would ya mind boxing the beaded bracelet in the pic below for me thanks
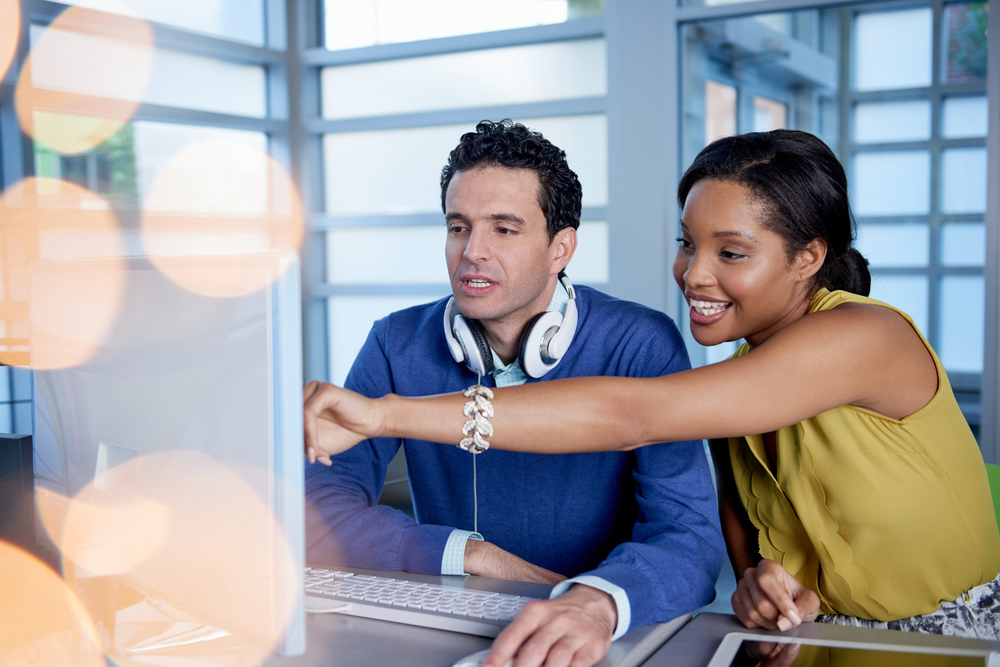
[459,384,494,453]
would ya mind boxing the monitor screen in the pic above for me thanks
[30,253,305,659]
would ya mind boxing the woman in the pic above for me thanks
[304,130,1000,640]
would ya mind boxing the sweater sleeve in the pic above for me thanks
[573,319,726,631]
[304,322,455,574]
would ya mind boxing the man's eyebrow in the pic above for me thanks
[488,213,527,225]
[444,212,528,225]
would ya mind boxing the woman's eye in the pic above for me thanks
[675,237,693,249]
[720,251,746,259]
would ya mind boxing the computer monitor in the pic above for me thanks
[30,253,305,658]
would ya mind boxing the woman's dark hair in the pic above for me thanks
[441,119,582,239]
[677,129,871,297]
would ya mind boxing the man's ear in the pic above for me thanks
[796,238,827,282]
[550,227,578,274]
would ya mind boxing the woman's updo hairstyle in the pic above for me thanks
[677,129,871,297]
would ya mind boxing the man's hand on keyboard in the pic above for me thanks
[464,541,566,586]
[483,585,616,667]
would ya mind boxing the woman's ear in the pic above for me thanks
[796,239,827,282]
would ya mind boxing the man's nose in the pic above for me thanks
[463,227,491,262]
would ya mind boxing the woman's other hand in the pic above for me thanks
[303,381,385,464]
[732,559,820,631]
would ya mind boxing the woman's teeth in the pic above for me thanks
[690,299,730,316]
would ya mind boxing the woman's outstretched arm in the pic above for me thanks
[305,302,937,461]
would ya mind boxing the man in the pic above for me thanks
[305,120,724,666]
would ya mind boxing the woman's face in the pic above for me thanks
[672,178,821,349]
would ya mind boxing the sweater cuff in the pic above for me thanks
[550,575,630,640]
[441,529,484,575]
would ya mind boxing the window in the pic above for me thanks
[679,1,990,434]
[311,3,609,385]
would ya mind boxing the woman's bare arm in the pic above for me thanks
[305,303,937,460]
[708,438,759,578]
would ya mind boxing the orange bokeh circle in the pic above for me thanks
[15,1,154,155]
[47,451,299,661]
[141,140,305,298]
[0,541,106,667]
[0,0,19,82]
[0,177,126,369]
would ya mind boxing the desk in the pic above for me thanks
[645,612,1000,666]
[264,568,689,667]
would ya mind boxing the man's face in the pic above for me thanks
[444,166,569,328]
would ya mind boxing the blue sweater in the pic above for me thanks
[305,285,725,632]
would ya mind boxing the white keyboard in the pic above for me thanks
[303,567,538,637]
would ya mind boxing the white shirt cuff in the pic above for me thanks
[550,575,631,640]
[441,529,483,575]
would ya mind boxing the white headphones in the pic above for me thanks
[443,273,578,379]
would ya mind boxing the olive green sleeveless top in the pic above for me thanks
[729,288,1000,621]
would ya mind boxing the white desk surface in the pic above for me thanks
[264,567,689,667]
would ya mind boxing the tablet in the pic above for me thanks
[708,632,1000,667]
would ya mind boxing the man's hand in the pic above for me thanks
[484,585,617,667]
[732,559,819,631]
[464,541,567,586]
[303,381,385,464]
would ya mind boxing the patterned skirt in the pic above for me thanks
[817,574,1000,639]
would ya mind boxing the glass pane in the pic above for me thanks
[868,275,929,335]
[854,9,932,92]
[705,81,737,145]
[855,223,929,268]
[943,2,988,84]
[27,25,266,118]
[853,100,930,143]
[326,226,448,284]
[681,9,841,166]
[941,222,985,266]
[328,294,448,386]
[133,122,269,206]
[938,275,984,372]
[11,367,31,401]
[13,401,32,435]
[852,151,930,216]
[570,221,608,284]
[323,115,607,216]
[0,367,10,403]
[322,39,605,119]
[144,49,266,118]
[0,405,11,434]
[753,96,787,132]
[941,147,987,214]
[325,0,603,50]
[49,0,265,45]
[942,95,988,138]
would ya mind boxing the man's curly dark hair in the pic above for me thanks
[440,119,582,239]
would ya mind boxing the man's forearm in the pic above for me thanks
[463,540,567,585]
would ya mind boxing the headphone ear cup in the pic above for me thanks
[464,318,494,375]
[518,310,563,378]
[517,312,548,374]
[452,314,494,376]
